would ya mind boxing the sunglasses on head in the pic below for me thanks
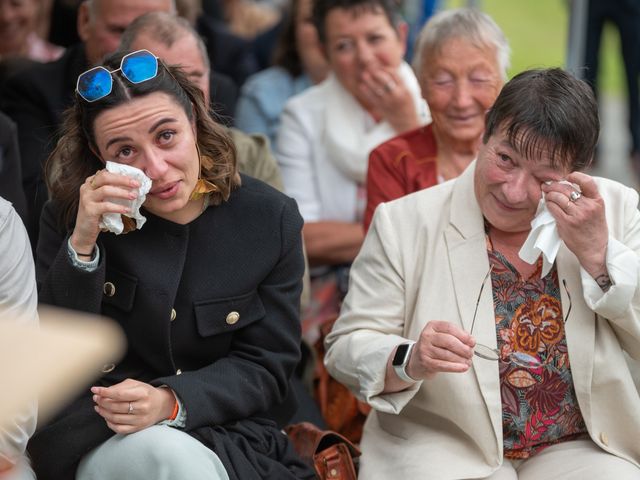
[76,49,159,103]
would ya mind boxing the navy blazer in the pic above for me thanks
[29,175,314,480]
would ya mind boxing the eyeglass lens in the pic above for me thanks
[471,267,572,369]
[76,50,158,102]
[121,50,158,84]
[77,67,113,102]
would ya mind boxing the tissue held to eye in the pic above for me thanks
[99,162,152,234]
[91,92,204,226]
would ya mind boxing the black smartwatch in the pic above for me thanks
[392,342,417,383]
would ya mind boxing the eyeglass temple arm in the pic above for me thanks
[562,279,572,323]
[469,264,494,336]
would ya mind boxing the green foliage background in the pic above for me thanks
[442,0,625,95]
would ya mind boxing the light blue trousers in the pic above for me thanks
[2,456,36,480]
[76,425,229,480]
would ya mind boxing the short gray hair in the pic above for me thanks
[119,11,210,71]
[412,8,510,81]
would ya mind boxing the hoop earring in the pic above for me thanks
[190,143,218,201]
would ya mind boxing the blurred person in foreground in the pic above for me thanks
[325,68,640,479]
[364,7,507,231]
[0,197,38,480]
[27,49,314,480]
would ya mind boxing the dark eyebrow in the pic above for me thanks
[104,118,178,151]
[105,136,131,151]
[149,118,178,134]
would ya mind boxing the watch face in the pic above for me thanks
[392,343,411,366]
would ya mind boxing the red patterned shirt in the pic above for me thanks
[488,249,587,459]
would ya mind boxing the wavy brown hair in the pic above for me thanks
[46,49,238,230]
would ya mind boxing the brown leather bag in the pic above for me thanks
[285,422,361,480]
[314,316,371,443]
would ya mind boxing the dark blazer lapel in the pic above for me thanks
[444,162,502,446]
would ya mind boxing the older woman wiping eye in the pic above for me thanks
[325,68,640,479]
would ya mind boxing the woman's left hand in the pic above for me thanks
[541,171,609,277]
[359,67,419,134]
[91,379,176,435]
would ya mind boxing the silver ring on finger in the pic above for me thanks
[128,402,134,415]
[384,81,396,92]
[569,190,581,202]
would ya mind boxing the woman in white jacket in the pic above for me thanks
[275,0,429,340]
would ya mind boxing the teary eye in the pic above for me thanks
[158,130,176,144]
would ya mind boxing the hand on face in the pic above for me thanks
[70,170,140,254]
[91,379,176,435]
[358,66,419,134]
[406,320,475,380]
[541,171,609,276]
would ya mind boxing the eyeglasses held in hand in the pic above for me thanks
[76,49,159,103]
[469,267,572,369]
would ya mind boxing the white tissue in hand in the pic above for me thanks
[518,198,561,277]
[98,161,152,234]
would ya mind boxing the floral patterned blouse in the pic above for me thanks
[488,248,587,459]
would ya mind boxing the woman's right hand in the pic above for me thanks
[358,66,420,134]
[69,170,140,254]
[406,320,475,380]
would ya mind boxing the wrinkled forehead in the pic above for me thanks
[498,121,572,171]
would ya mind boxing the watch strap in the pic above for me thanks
[393,342,417,383]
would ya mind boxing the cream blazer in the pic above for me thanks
[324,163,640,479]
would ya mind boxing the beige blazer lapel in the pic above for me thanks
[444,163,503,448]
[555,242,595,424]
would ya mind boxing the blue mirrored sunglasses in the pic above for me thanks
[76,49,159,102]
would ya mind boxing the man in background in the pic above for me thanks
[1,0,175,249]
[120,11,283,190]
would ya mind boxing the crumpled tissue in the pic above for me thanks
[98,161,152,234]
[518,180,575,278]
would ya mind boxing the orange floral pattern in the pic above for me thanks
[511,296,564,355]
[487,249,587,459]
